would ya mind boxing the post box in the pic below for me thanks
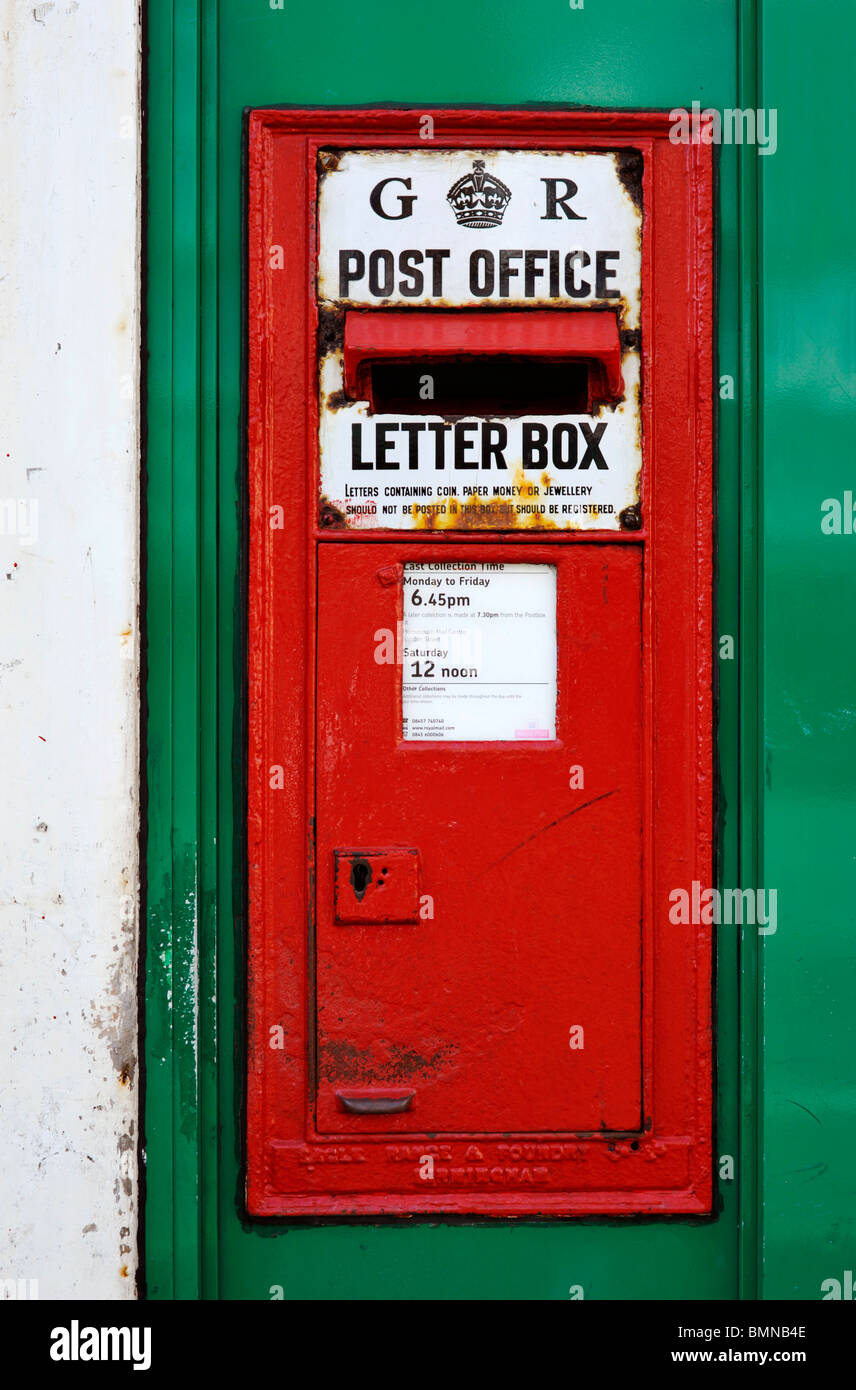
[246,109,713,1216]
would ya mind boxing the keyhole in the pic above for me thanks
[350,858,372,901]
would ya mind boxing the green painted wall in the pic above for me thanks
[757,5,856,1299]
[144,0,854,1299]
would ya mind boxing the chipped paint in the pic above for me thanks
[319,1037,458,1085]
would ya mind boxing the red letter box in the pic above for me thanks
[246,110,714,1216]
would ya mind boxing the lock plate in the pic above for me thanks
[333,848,420,923]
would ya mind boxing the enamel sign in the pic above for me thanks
[317,148,643,532]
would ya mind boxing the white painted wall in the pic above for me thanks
[0,0,140,1298]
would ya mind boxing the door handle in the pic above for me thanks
[335,1090,414,1115]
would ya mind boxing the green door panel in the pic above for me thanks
[145,0,856,1301]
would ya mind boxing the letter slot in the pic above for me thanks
[343,309,624,415]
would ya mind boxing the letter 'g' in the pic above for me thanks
[370,177,417,219]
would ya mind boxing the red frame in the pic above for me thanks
[246,108,714,1217]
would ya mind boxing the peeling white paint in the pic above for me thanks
[0,0,140,1298]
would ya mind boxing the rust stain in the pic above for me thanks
[318,496,347,528]
[320,1037,457,1085]
[322,294,638,313]
[316,304,345,357]
[317,148,345,176]
[411,464,561,532]
[414,492,516,532]
[615,148,644,212]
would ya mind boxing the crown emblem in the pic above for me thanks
[447,160,511,229]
